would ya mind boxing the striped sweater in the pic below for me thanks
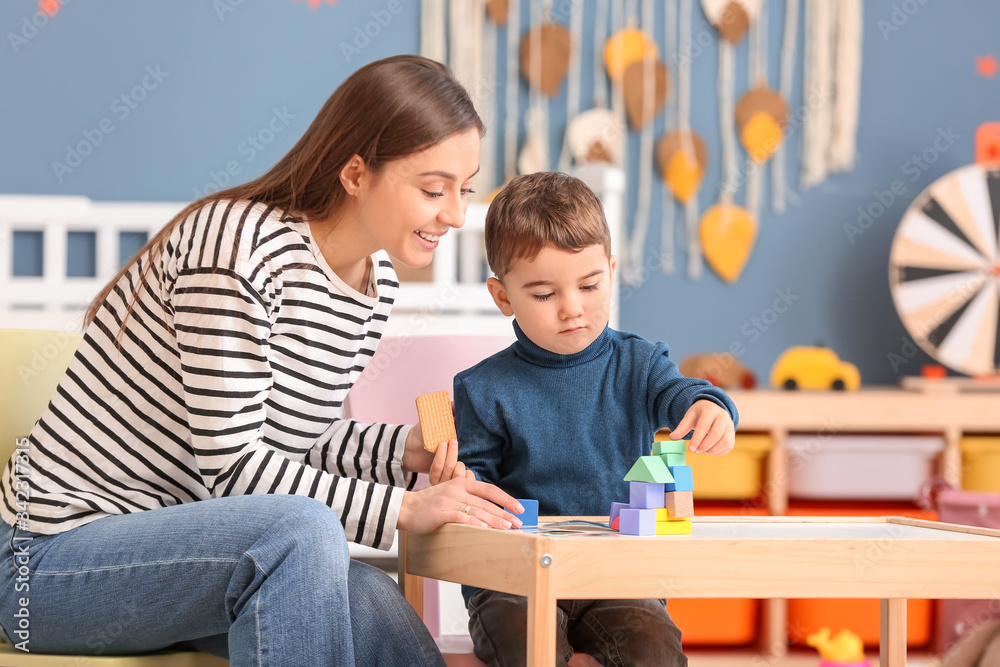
[1,200,415,550]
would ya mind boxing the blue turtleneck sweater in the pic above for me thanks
[454,321,739,605]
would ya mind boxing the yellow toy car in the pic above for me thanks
[770,346,861,391]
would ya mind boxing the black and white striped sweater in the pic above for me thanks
[1,199,415,550]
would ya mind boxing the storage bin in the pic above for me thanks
[785,434,943,501]
[656,432,771,500]
[787,598,932,648]
[960,436,1000,492]
[667,598,759,645]
[785,502,935,648]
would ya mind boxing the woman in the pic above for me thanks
[0,55,521,666]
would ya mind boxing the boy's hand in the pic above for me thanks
[428,439,478,485]
[670,400,736,455]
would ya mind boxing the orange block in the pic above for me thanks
[415,390,456,453]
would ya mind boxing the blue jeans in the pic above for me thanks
[0,494,444,667]
[467,590,687,667]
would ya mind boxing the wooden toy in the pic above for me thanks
[624,455,674,483]
[655,518,692,535]
[652,440,687,456]
[630,481,666,509]
[665,466,694,493]
[770,346,861,391]
[609,501,628,525]
[415,390,457,453]
[508,498,539,527]
[664,491,694,519]
[619,508,656,536]
[660,452,687,467]
[679,352,757,389]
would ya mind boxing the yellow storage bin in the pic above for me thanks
[961,436,1000,492]
[656,432,771,500]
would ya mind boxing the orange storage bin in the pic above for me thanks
[787,598,932,647]
[786,502,936,647]
[667,598,759,645]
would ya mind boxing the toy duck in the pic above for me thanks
[806,627,871,667]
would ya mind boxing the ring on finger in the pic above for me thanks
[460,503,472,515]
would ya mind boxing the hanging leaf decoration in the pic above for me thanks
[657,130,709,204]
[735,87,789,163]
[623,58,670,129]
[520,23,573,96]
[700,204,758,282]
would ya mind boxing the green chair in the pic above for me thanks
[0,329,228,667]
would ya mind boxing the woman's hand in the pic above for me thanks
[397,477,524,535]
[401,423,434,474]
[428,439,477,485]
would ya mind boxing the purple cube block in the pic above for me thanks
[629,481,666,509]
[619,508,657,536]
[609,501,629,525]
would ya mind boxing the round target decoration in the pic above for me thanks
[888,164,1000,376]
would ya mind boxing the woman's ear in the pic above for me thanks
[339,155,367,196]
[486,277,514,317]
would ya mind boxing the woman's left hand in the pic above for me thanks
[402,424,476,484]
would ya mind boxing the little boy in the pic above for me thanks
[454,171,739,667]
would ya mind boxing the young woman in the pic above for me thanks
[0,55,521,666]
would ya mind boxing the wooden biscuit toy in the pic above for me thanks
[415,390,457,453]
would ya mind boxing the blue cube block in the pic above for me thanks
[665,465,693,492]
[610,501,628,525]
[629,481,666,509]
[619,508,657,536]
[508,498,538,526]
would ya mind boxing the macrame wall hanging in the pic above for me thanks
[419,0,864,285]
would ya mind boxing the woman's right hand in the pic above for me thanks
[397,477,524,535]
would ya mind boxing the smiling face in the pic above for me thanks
[355,128,481,268]
[488,244,616,355]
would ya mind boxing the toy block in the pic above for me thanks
[664,491,694,519]
[619,508,657,536]
[415,390,456,453]
[610,501,629,525]
[630,481,665,509]
[652,440,687,455]
[655,518,693,535]
[610,515,620,530]
[507,498,538,526]
[665,465,694,492]
[624,456,675,483]
[659,452,686,467]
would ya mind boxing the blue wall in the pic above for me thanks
[4,1,999,385]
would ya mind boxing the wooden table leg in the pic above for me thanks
[880,598,907,667]
[398,531,425,621]
[527,544,556,667]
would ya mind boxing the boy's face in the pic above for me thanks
[487,244,616,355]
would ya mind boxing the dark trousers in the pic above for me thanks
[467,589,688,667]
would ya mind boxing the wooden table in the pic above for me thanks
[401,516,1000,667]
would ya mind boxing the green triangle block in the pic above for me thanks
[652,441,687,456]
[624,455,675,483]
[659,452,687,467]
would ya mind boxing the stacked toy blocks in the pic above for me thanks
[611,440,694,536]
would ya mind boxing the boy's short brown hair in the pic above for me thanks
[485,171,611,278]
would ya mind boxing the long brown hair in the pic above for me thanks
[85,54,485,327]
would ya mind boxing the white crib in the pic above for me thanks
[0,164,624,335]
